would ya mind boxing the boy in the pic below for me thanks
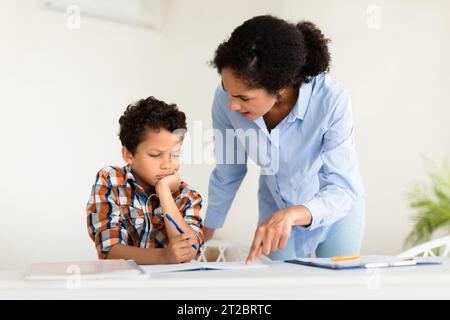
[86,96,204,264]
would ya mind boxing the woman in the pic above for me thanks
[203,15,365,263]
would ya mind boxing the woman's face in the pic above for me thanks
[221,67,277,121]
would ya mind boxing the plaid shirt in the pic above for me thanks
[86,166,204,259]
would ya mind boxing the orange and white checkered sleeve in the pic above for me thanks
[86,168,130,259]
[179,185,204,251]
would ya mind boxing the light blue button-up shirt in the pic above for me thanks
[204,73,364,257]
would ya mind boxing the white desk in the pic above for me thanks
[1,259,449,299]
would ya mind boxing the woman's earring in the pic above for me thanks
[275,92,283,105]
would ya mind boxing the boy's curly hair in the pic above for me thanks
[119,96,187,154]
[212,15,331,95]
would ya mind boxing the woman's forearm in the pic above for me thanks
[289,205,313,226]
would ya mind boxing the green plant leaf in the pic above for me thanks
[404,157,450,249]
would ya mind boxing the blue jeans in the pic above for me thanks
[268,197,366,260]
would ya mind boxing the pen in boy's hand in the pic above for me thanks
[164,213,198,250]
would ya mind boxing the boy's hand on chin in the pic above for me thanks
[156,171,181,194]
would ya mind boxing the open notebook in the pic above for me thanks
[286,255,442,270]
[24,260,148,281]
[142,261,269,274]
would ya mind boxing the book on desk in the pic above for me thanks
[285,255,442,270]
[24,260,268,280]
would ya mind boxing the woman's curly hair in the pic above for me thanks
[212,15,331,94]
[119,96,187,154]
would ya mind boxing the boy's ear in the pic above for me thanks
[121,146,134,165]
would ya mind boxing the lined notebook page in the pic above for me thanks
[142,261,269,273]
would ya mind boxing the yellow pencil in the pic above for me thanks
[331,255,360,262]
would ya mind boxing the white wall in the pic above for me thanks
[0,0,166,268]
[0,0,449,269]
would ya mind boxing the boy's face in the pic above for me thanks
[122,128,183,190]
